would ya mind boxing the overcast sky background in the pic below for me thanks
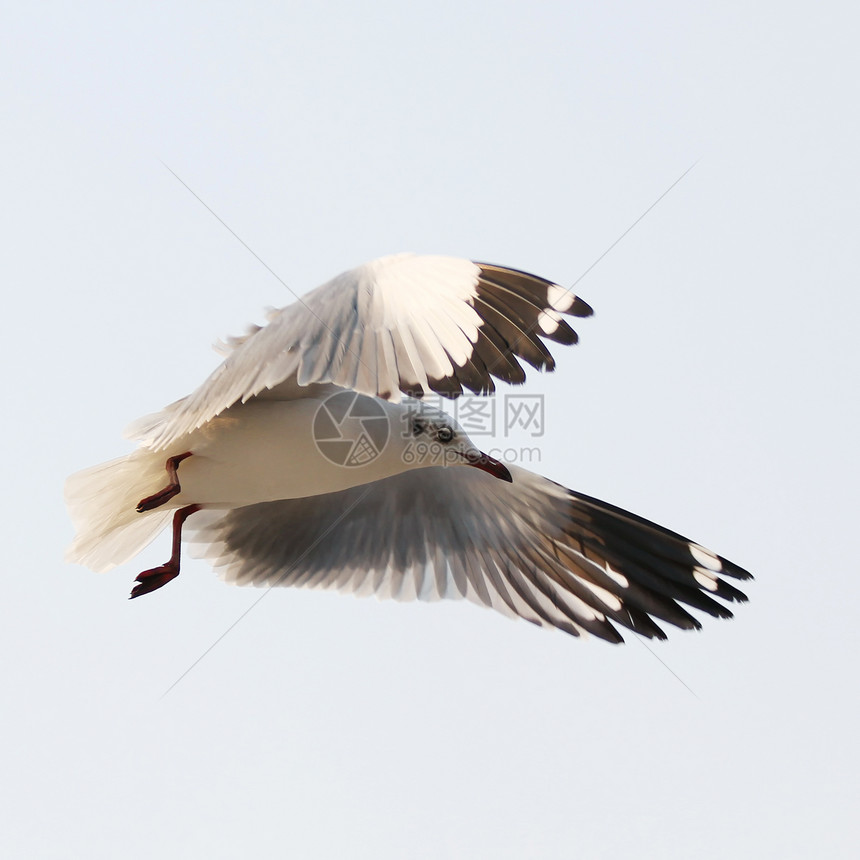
[4,2,859,857]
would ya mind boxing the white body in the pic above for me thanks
[171,398,418,508]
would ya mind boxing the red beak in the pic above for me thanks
[465,451,513,482]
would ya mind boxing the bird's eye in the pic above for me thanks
[436,425,455,444]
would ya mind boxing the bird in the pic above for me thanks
[65,252,751,643]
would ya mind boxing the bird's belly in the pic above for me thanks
[171,398,400,508]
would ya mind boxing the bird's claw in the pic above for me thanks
[130,563,180,599]
[136,487,178,513]
[136,452,193,512]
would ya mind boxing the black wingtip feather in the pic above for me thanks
[569,297,594,318]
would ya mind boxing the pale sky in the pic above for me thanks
[4,2,859,857]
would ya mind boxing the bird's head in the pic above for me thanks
[398,401,512,482]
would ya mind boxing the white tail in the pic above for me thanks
[65,449,175,573]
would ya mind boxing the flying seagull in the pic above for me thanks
[65,253,751,643]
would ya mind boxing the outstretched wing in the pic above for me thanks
[187,464,751,643]
[135,254,592,450]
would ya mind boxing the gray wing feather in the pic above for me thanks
[187,465,751,643]
[132,254,592,450]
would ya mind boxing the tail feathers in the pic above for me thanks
[65,450,174,573]
[123,396,186,447]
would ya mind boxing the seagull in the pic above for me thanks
[65,253,751,643]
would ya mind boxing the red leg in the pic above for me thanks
[130,504,201,599]
[137,452,193,513]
